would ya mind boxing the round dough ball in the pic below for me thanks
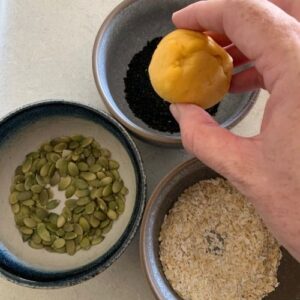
[149,29,233,109]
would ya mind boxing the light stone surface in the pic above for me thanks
[0,0,268,299]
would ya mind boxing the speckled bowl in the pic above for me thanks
[140,158,300,299]
[0,100,146,288]
[93,0,259,146]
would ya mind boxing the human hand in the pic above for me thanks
[171,0,300,261]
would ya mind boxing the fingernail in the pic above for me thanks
[170,104,181,121]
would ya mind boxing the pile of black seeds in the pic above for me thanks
[124,37,219,133]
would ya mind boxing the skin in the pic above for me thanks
[170,0,300,261]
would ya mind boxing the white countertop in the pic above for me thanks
[0,1,267,299]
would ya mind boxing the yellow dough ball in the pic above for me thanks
[149,29,233,109]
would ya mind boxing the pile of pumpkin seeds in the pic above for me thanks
[9,135,128,255]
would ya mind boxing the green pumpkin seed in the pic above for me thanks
[23,217,37,228]
[9,192,19,204]
[32,233,42,244]
[94,210,107,221]
[100,219,110,229]
[46,223,58,233]
[35,207,49,219]
[77,162,89,171]
[20,226,33,235]
[55,246,66,253]
[96,172,106,180]
[69,141,79,149]
[22,158,32,173]
[116,197,125,213]
[53,142,67,153]
[57,215,66,228]
[98,157,108,169]
[22,233,31,242]
[80,172,96,181]
[36,174,46,186]
[95,228,102,237]
[64,232,77,240]
[40,162,51,177]
[85,202,95,214]
[65,199,77,210]
[46,200,60,210]
[97,198,108,212]
[120,186,129,195]
[74,206,85,214]
[77,197,90,206]
[102,222,113,234]
[66,240,76,255]
[108,201,118,211]
[103,195,114,202]
[89,179,101,188]
[87,155,96,166]
[74,178,88,190]
[89,164,102,173]
[31,184,43,194]
[39,189,49,205]
[37,223,51,242]
[12,203,20,214]
[101,149,111,158]
[92,236,104,245]
[99,177,113,187]
[50,171,60,186]
[80,237,91,250]
[79,217,90,233]
[107,209,118,220]
[89,216,100,228]
[56,158,68,176]
[48,163,56,178]
[108,160,119,170]
[111,170,120,180]
[14,174,25,184]
[92,148,101,158]
[58,176,71,190]
[90,188,103,200]
[73,223,83,236]
[81,137,93,148]
[48,212,59,225]
[17,191,32,201]
[71,135,83,142]
[65,185,76,198]
[15,166,24,176]
[15,183,25,192]
[112,181,123,194]
[68,162,79,176]
[62,149,72,159]
[74,147,83,155]
[23,199,35,207]
[102,185,112,197]
[62,207,72,221]
[29,240,44,249]
[53,238,66,249]
[63,223,74,232]
[48,152,61,163]
[56,228,65,237]
[75,189,89,198]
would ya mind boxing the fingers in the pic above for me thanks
[170,104,255,180]
[230,67,265,93]
[204,31,232,47]
[172,0,297,70]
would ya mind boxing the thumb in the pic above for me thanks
[170,104,256,181]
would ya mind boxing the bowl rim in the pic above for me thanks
[139,157,199,299]
[0,99,147,288]
[92,0,260,146]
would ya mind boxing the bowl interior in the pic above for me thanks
[141,159,300,300]
[94,0,258,141]
[0,102,144,285]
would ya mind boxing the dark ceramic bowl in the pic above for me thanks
[140,158,300,299]
[0,101,146,288]
[93,0,259,146]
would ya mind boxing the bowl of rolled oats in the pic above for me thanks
[140,158,300,300]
